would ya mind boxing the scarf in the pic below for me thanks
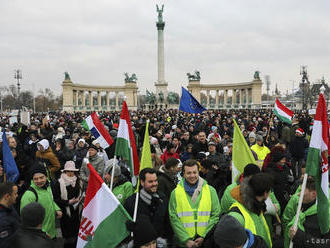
[140,188,160,206]
[58,173,78,217]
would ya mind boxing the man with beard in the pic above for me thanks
[124,168,171,244]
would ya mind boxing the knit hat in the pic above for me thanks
[30,164,47,177]
[21,202,45,228]
[214,215,247,246]
[256,134,263,142]
[109,130,118,138]
[243,163,260,178]
[296,128,305,135]
[104,160,121,177]
[249,132,256,139]
[88,144,99,152]
[127,215,157,247]
[208,141,216,146]
[37,139,49,150]
[78,138,85,144]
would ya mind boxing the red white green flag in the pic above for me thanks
[273,98,294,124]
[306,93,329,234]
[115,101,140,176]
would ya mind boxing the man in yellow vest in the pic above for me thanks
[251,135,270,165]
[228,173,273,247]
[169,159,220,247]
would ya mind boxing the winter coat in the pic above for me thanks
[251,144,270,165]
[0,204,20,248]
[20,181,61,239]
[265,162,295,210]
[74,145,88,169]
[124,191,171,239]
[160,150,180,164]
[228,179,273,248]
[80,154,105,189]
[168,179,221,247]
[192,141,208,158]
[12,227,54,248]
[52,178,82,239]
[157,165,177,200]
[36,147,61,178]
[282,192,330,248]
[180,151,193,163]
[289,136,309,160]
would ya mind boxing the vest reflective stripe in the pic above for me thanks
[175,183,212,238]
[230,202,272,247]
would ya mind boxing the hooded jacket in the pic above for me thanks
[80,153,105,188]
[157,165,177,200]
[35,140,60,178]
[0,204,20,248]
[228,178,272,248]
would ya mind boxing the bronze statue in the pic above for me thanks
[187,70,201,81]
[64,72,71,80]
[167,92,179,104]
[156,4,164,23]
[158,91,164,103]
[254,71,260,80]
[146,90,156,104]
[124,73,138,82]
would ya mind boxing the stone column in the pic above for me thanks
[245,88,248,104]
[224,90,228,106]
[74,90,78,106]
[232,89,236,105]
[240,89,243,105]
[82,91,85,106]
[115,92,119,110]
[89,91,93,106]
[206,90,210,108]
[106,92,110,107]
[215,90,219,108]
[97,91,101,107]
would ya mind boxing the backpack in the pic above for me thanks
[27,186,39,202]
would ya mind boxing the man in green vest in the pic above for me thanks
[169,159,220,248]
[228,173,273,247]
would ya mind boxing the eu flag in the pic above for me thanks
[179,87,207,114]
[2,132,19,182]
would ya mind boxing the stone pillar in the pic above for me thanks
[97,91,101,107]
[215,90,219,108]
[89,91,93,106]
[206,90,210,108]
[224,90,228,106]
[251,79,262,107]
[82,91,85,106]
[106,92,110,107]
[115,92,119,110]
[245,88,248,104]
[240,89,243,105]
[62,78,74,112]
[232,89,236,105]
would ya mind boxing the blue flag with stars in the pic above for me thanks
[2,131,19,182]
[179,87,207,114]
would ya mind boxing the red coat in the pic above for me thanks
[160,150,180,164]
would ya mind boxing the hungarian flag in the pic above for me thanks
[273,98,294,124]
[306,93,329,234]
[232,119,256,182]
[82,112,113,149]
[77,163,132,248]
[115,101,139,176]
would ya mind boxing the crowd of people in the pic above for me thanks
[0,109,329,248]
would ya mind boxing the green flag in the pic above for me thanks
[232,119,256,182]
[139,120,152,171]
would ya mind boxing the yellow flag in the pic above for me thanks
[139,120,153,171]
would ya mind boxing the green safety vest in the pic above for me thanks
[230,201,272,247]
[175,183,211,238]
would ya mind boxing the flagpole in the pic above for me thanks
[289,173,308,248]
[109,155,117,192]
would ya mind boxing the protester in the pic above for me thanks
[12,202,54,248]
[169,159,221,247]
[0,182,19,248]
[20,164,62,239]
[36,139,61,178]
[157,157,179,200]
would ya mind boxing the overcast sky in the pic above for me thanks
[1,0,329,96]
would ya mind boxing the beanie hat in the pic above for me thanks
[21,202,45,228]
[243,163,260,178]
[249,132,256,139]
[272,151,286,163]
[88,144,99,151]
[296,128,305,135]
[126,215,157,247]
[214,215,247,246]
[30,164,47,177]
[104,161,121,177]
[37,139,49,150]
[78,138,85,144]
[256,134,263,142]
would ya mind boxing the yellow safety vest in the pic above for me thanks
[175,183,211,238]
[230,202,272,247]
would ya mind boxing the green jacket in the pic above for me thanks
[168,179,220,247]
[111,181,134,205]
[20,181,61,238]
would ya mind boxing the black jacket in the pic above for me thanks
[289,136,309,159]
[0,204,20,248]
[12,227,54,248]
[124,192,172,239]
[157,166,177,200]
[192,141,208,158]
